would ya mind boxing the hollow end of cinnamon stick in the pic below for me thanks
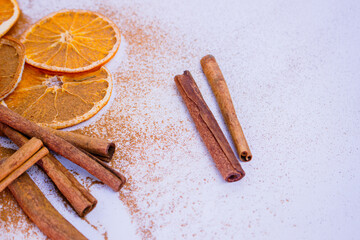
[226,171,245,182]
[241,151,252,162]
[49,128,116,161]
[107,142,116,159]
[81,203,96,217]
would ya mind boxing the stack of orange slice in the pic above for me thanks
[0,0,23,101]
[2,9,121,129]
[0,37,25,100]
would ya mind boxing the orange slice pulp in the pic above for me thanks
[0,36,25,100]
[21,9,121,73]
[4,64,113,129]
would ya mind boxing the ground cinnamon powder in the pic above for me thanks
[1,3,204,239]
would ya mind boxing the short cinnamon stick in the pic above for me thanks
[0,147,49,192]
[201,55,252,161]
[48,128,115,162]
[175,71,245,182]
[0,123,97,217]
[0,105,126,191]
[8,173,87,240]
[0,138,49,192]
[0,137,43,181]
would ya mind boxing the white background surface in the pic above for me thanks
[1,0,360,239]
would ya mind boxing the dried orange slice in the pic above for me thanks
[21,9,121,73]
[0,0,20,38]
[0,37,25,100]
[4,64,113,129]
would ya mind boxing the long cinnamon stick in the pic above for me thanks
[0,105,126,191]
[8,173,87,240]
[175,71,245,182]
[0,123,97,217]
[48,128,115,162]
[201,55,252,161]
[0,147,49,192]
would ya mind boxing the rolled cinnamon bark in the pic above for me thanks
[0,105,126,191]
[0,137,43,181]
[175,71,245,182]
[38,154,97,217]
[201,55,252,161]
[0,146,48,192]
[0,123,97,217]
[8,173,87,240]
[48,128,115,162]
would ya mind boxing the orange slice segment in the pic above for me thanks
[21,9,121,73]
[4,64,113,129]
[0,37,25,100]
[0,0,20,38]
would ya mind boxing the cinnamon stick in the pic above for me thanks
[8,173,87,240]
[0,138,49,192]
[174,71,245,182]
[0,123,97,217]
[201,55,252,161]
[0,105,126,191]
[38,154,98,217]
[48,128,115,162]
[0,137,43,181]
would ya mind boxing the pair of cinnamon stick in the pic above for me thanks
[0,137,48,192]
[175,55,251,182]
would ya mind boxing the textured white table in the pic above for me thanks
[1,0,359,239]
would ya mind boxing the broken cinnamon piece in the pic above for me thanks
[0,123,97,217]
[0,105,126,191]
[201,55,252,161]
[48,128,115,162]
[175,71,245,182]
[8,173,87,240]
[0,138,49,192]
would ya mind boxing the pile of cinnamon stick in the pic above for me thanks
[175,55,252,182]
[0,105,126,240]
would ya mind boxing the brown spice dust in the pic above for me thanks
[1,2,201,239]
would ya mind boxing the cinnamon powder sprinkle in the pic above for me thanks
[2,2,214,239]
